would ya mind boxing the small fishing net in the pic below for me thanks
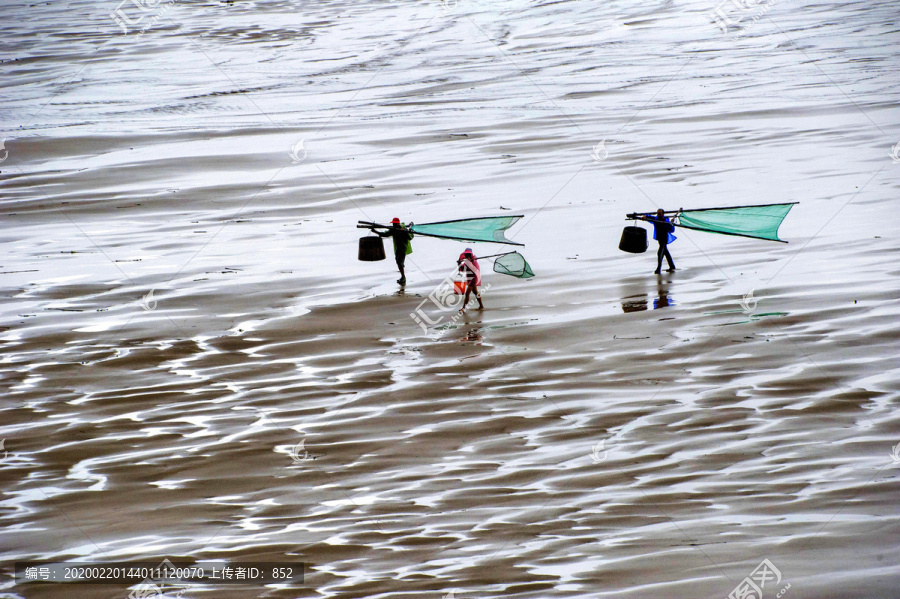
[493,252,535,278]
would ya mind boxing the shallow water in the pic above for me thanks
[2,0,900,597]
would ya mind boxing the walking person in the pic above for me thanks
[457,248,484,312]
[377,217,413,285]
[638,209,676,274]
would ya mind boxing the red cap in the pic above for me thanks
[391,217,401,224]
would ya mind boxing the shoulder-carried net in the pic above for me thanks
[410,216,524,246]
[674,203,796,242]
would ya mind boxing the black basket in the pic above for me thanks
[619,226,648,254]
[358,236,386,261]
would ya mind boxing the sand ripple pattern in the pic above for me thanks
[1,0,899,598]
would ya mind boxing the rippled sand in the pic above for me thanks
[2,0,900,597]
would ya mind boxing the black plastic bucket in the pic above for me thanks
[359,236,386,261]
[619,226,648,254]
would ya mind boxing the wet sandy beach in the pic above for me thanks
[2,0,900,597]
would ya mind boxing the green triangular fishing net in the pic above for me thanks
[410,216,525,246]
[674,203,796,243]
[493,252,535,278]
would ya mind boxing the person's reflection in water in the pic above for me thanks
[653,281,674,309]
[457,317,484,343]
[621,282,676,313]
[460,328,483,342]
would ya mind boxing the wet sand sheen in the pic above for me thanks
[2,0,900,598]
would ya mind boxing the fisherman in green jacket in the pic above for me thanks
[378,217,413,285]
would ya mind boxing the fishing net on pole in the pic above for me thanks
[410,216,524,245]
[674,203,797,242]
[492,252,535,278]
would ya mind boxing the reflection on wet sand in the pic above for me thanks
[458,325,484,343]
[622,294,648,312]
[653,282,674,310]
[621,282,675,312]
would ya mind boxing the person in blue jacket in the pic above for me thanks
[640,209,676,274]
